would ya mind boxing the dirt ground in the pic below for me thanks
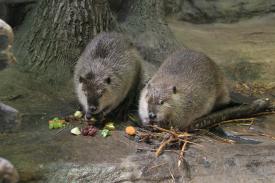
[167,14,275,84]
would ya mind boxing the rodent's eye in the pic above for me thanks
[159,100,164,105]
[105,77,111,84]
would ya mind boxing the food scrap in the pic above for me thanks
[74,111,83,119]
[71,127,81,135]
[125,126,136,136]
[49,117,66,129]
[81,126,98,136]
[101,129,111,138]
[104,122,115,131]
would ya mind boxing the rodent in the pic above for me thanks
[138,49,230,130]
[74,32,143,120]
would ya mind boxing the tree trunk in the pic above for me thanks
[0,3,8,21]
[118,0,181,65]
[14,0,116,82]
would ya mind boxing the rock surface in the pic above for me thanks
[165,0,275,23]
[0,18,15,70]
[0,102,20,133]
[168,14,275,84]
[0,157,19,183]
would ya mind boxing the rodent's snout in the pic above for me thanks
[149,112,157,120]
[89,105,97,113]
[85,112,93,120]
[85,105,97,119]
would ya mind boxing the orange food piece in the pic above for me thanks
[125,126,136,136]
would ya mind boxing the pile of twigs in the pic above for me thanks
[134,98,275,166]
[135,125,196,167]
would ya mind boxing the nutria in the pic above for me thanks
[138,49,230,130]
[74,32,143,120]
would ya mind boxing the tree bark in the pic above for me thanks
[118,0,181,66]
[14,0,116,82]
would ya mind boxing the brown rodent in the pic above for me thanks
[139,49,230,130]
[74,32,143,120]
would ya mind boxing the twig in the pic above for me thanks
[177,139,204,148]
[147,162,168,171]
[178,137,188,167]
[136,147,180,155]
[252,111,275,117]
[204,131,235,144]
[148,125,179,137]
[155,135,175,157]
[254,132,275,140]
[169,168,176,183]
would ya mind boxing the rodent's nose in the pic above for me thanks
[85,112,93,120]
[89,105,97,113]
[149,112,157,120]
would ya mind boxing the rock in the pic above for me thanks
[0,157,19,183]
[0,102,20,133]
[45,139,275,182]
[0,18,15,70]
[165,0,275,23]
[0,19,13,49]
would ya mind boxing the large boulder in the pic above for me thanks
[165,0,275,23]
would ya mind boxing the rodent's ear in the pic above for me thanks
[105,77,111,84]
[79,76,85,83]
[172,86,177,94]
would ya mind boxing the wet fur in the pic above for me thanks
[74,32,143,118]
[139,49,230,130]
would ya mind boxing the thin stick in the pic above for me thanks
[148,125,179,137]
[147,162,168,171]
[178,138,188,167]
[252,111,275,117]
[178,139,204,147]
[169,168,176,183]
[206,132,235,144]
[155,136,175,157]
[136,147,179,154]
[255,132,275,140]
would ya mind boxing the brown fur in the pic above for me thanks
[74,32,143,119]
[139,49,230,130]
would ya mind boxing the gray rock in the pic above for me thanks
[0,102,20,133]
[45,140,275,183]
[165,0,275,23]
[0,18,15,70]
[0,157,19,183]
